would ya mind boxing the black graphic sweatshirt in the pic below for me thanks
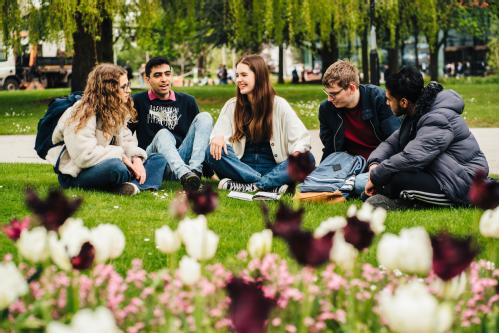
[130,91,200,149]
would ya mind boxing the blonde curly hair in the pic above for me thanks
[69,63,137,139]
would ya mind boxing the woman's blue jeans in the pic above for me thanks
[205,145,290,190]
[58,153,167,192]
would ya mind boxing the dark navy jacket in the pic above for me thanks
[318,84,400,162]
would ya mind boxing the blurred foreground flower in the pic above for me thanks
[377,227,432,275]
[169,191,189,219]
[431,233,478,281]
[155,225,181,254]
[379,280,453,333]
[287,230,334,267]
[0,262,28,310]
[468,170,499,209]
[17,226,49,263]
[288,151,315,183]
[25,188,82,231]
[431,273,467,301]
[263,202,304,238]
[178,216,219,261]
[247,229,273,259]
[70,241,95,271]
[330,231,358,271]
[178,256,201,286]
[90,224,125,263]
[226,277,275,333]
[347,203,387,234]
[186,185,218,215]
[47,307,119,333]
[479,206,499,238]
[2,216,30,241]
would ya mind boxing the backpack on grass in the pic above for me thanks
[34,91,82,159]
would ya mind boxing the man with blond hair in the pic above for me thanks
[318,60,400,196]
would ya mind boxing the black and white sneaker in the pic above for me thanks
[268,184,289,195]
[218,178,258,193]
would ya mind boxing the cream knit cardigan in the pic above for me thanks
[210,96,311,163]
[47,101,147,177]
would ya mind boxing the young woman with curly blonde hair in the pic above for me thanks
[206,55,312,193]
[47,63,167,195]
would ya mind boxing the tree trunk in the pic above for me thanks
[278,44,284,84]
[361,27,369,83]
[320,32,339,75]
[72,11,97,92]
[96,16,113,63]
[428,31,447,81]
[413,17,419,69]
[197,52,205,77]
[387,25,400,74]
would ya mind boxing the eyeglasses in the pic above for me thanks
[322,87,344,99]
[120,81,131,90]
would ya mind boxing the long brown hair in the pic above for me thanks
[69,63,136,139]
[231,55,275,143]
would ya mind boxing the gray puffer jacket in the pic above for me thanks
[368,88,489,205]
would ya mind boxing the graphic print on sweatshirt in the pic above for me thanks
[147,105,182,130]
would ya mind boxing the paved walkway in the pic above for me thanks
[1,129,498,174]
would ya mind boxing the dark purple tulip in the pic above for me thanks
[70,242,95,271]
[343,216,375,251]
[226,277,275,333]
[2,216,30,241]
[264,202,304,239]
[430,233,478,281]
[186,185,219,215]
[468,170,499,209]
[25,188,82,231]
[288,151,315,183]
[286,230,334,267]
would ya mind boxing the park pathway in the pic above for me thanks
[1,129,498,174]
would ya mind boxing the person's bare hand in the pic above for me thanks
[131,157,146,184]
[364,178,376,197]
[210,135,227,161]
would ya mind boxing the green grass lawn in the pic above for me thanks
[0,77,498,135]
[0,163,497,273]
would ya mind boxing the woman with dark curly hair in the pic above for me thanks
[47,64,166,195]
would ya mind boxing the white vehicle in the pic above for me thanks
[0,47,19,90]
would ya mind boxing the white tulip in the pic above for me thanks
[178,256,201,286]
[155,225,181,254]
[377,227,432,275]
[247,229,273,259]
[329,230,358,271]
[47,306,119,333]
[17,227,49,263]
[58,218,91,257]
[431,273,467,300]
[347,203,387,234]
[184,229,219,261]
[178,216,219,261]
[48,232,71,271]
[0,262,28,310]
[379,280,453,333]
[314,217,347,238]
[479,207,499,238]
[90,224,126,263]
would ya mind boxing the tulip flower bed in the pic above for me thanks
[1,163,499,332]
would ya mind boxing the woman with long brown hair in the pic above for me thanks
[207,55,312,193]
[47,63,166,195]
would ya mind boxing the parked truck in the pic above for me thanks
[0,43,72,90]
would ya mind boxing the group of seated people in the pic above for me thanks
[46,55,489,210]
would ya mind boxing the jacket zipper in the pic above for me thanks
[369,119,382,142]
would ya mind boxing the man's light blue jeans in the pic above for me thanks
[354,172,369,197]
[205,145,291,190]
[146,112,213,180]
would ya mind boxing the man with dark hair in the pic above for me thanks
[318,60,400,196]
[130,56,213,191]
[365,66,488,209]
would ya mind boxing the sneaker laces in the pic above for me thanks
[228,181,256,192]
